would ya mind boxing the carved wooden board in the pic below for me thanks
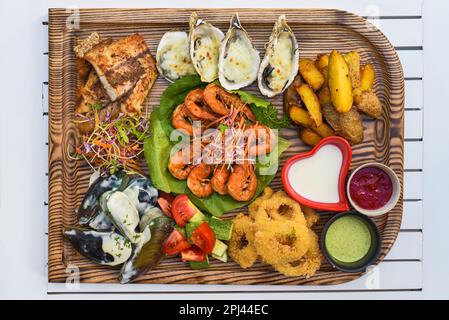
[48,8,404,285]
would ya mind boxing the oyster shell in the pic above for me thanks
[189,12,224,82]
[156,31,197,82]
[218,13,260,90]
[257,15,299,97]
[64,228,132,266]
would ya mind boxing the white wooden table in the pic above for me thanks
[1,0,448,299]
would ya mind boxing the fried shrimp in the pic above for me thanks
[253,191,307,227]
[247,124,274,157]
[203,83,256,121]
[184,88,217,121]
[171,104,194,136]
[255,222,312,265]
[273,230,322,278]
[228,214,258,269]
[187,162,213,198]
[211,166,230,195]
[227,162,258,202]
[168,148,193,180]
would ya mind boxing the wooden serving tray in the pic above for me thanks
[48,8,404,285]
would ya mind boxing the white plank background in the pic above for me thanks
[3,0,449,299]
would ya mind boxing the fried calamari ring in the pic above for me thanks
[228,214,258,269]
[301,205,319,228]
[254,222,311,265]
[248,187,274,216]
[253,192,307,227]
[273,230,322,278]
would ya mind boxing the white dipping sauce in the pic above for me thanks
[288,144,342,203]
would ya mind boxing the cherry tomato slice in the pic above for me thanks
[181,246,206,262]
[157,192,175,218]
[190,222,216,254]
[162,229,191,255]
[171,194,199,227]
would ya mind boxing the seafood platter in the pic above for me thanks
[48,9,404,285]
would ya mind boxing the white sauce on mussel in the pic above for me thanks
[119,215,173,284]
[119,225,152,284]
[156,31,197,82]
[189,12,224,83]
[104,191,141,243]
[123,177,158,217]
[257,15,299,97]
[78,171,128,226]
[88,209,115,231]
[64,229,132,266]
[219,13,260,90]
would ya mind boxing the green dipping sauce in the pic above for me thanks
[325,216,372,263]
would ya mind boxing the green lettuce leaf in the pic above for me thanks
[231,90,271,108]
[145,76,291,216]
[157,74,205,137]
[233,90,291,129]
[144,111,186,194]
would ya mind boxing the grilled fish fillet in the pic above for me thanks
[120,49,157,115]
[75,33,109,113]
[84,34,157,103]
[76,70,111,113]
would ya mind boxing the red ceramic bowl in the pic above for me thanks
[281,136,352,212]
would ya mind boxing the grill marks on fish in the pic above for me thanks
[76,70,111,113]
[75,33,157,116]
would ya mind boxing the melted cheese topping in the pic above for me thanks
[192,26,222,82]
[158,33,196,81]
[267,32,295,93]
[222,33,257,84]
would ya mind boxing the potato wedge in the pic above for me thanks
[318,85,331,106]
[299,58,325,91]
[328,50,353,113]
[290,105,335,137]
[354,90,382,118]
[289,105,315,127]
[321,66,329,86]
[284,85,299,114]
[315,54,329,70]
[313,122,335,138]
[344,51,361,89]
[360,63,375,91]
[339,107,364,144]
[322,104,363,145]
[296,84,323,126]
[300,128,322,147]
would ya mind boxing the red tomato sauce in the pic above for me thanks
[349,166,393,210]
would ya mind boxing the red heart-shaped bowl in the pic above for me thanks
[281,136,352,212]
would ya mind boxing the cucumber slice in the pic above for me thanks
[212,239,228,257]
[208,217,233,241]
[185,221,201,241]
[212,251,228,263]
[189,210,206,224]
[189,256,210,269]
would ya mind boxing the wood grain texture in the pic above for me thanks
[48,8,404,285]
